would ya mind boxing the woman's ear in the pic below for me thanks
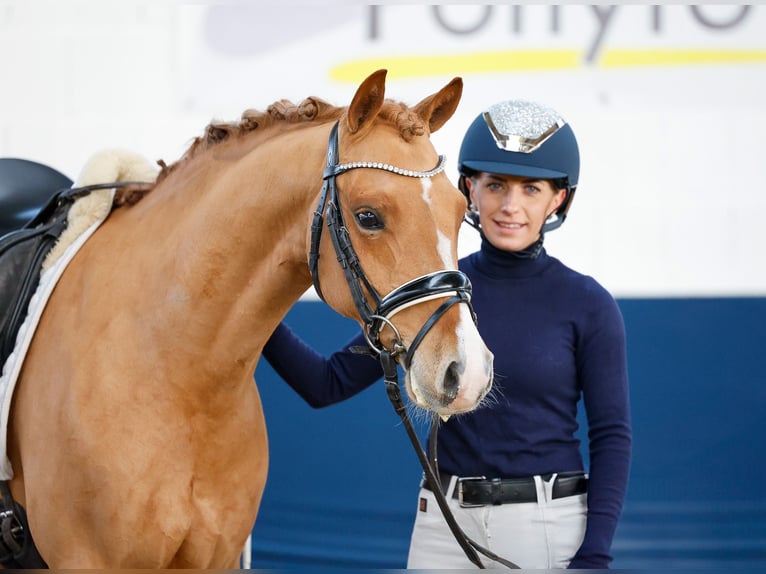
[546,188,567,220]
[465,177,477,207]
[552,188,567,211]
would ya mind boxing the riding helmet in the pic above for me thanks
[457,100,580,232]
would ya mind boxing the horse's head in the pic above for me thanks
[310,70,493,416]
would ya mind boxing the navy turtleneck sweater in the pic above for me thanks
[262,239,632,569]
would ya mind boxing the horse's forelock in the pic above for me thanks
[379,101,426,143]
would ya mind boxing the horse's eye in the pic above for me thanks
[355,210,383,230]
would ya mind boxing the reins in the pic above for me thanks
[308,121,519,569]
[380,350,520,569]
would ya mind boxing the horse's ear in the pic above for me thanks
[346,69,387,134]
[413,77,463,134]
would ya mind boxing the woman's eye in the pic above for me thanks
[355,210,383,230]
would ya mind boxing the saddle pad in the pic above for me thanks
[0,190,115,480]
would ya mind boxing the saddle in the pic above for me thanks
[0,158,75,569]
[0,189,75,366]
[0,158,75,365]
[0,158,73,237]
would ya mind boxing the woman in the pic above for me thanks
[262,99,632,569]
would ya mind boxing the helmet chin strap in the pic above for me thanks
[463,209,480,231]
[475,229,544,260]
[541,212,565,233]
[516,235,544,259]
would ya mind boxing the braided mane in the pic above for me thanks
[155,96,428,184]
[113,93,430,208]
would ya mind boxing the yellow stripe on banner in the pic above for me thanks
[601,49,766,67]
[330,50,580,82]
[331,49,766,83]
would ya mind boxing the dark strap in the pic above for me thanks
[0,481,47,568]
[402,293,470,370]
[308,123,340,303]
[325,196,380,323]
[0,204,71,364]
[379,351,520,569]
[376,271,471,319]
[1,181,147,239]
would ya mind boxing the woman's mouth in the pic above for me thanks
[495,221,523,230]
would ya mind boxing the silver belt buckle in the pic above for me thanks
[457,476,487,508]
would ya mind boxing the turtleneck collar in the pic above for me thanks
[470,236,551,279]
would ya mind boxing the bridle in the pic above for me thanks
[308,121,474,367]
[308,121,520,569]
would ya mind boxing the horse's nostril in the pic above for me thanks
[442,361,460,403]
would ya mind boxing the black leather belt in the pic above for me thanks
[422,471,587,507]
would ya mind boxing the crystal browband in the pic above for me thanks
[334,155,447,178]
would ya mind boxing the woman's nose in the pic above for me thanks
[501,191,518,212]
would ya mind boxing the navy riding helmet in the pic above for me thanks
[457,100,580,233]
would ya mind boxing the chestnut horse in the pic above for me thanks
[5,69,493,567]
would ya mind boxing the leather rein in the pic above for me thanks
[308,122,519,569]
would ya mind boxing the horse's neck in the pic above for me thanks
[119,129,325,377]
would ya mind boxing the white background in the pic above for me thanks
[1,2,764,298]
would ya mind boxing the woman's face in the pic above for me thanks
[467,172,566,253]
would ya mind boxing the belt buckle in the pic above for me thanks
[457,476,487,508]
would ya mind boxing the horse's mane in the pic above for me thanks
[154,96,343,185]
[156,96,427,182]
[111,95,428,207]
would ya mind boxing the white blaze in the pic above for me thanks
[421,178,456,270]
[437,230,456,271]
[420,177,433,205]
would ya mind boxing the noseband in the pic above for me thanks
[308,121,476,365]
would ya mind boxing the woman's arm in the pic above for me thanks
[261,322,384,408]
[569,290,632,569]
